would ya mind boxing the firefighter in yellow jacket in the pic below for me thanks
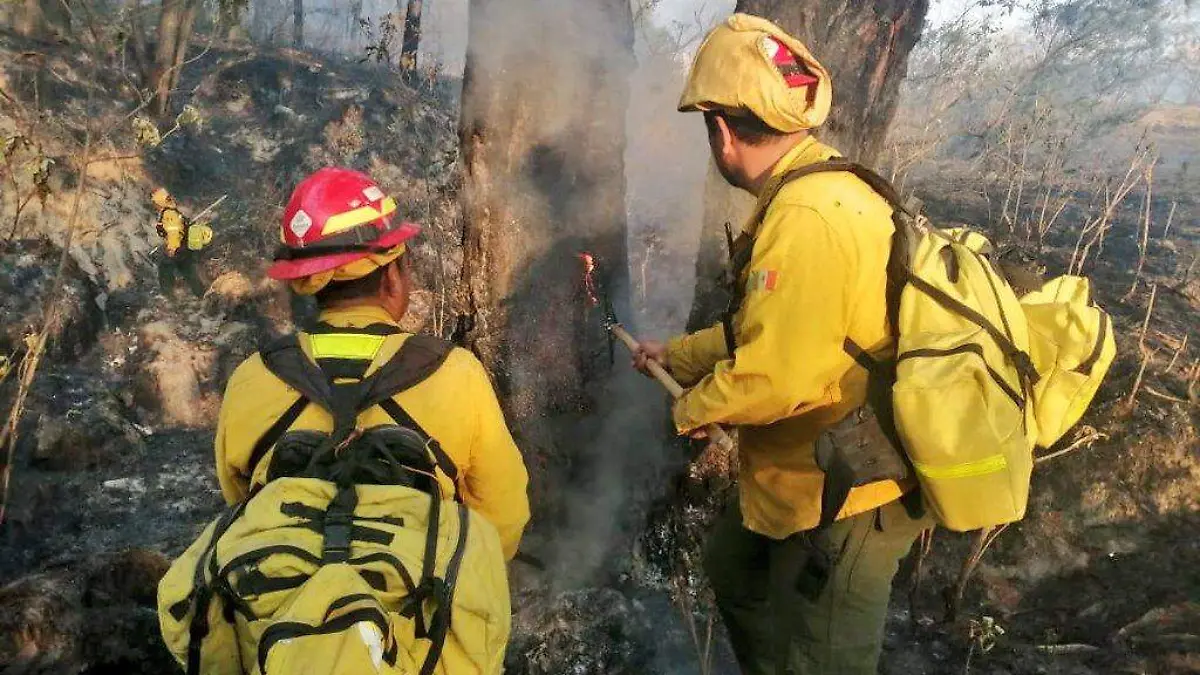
[151,187,212,297]
[634,15,931,675]
[215,168,531,559]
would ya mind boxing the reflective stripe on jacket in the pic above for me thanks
[215,305,531,559]
[667,136,912,539]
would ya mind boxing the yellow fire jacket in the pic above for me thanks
[158,208,186,255]
[667,136,912,539]
[215,305,531,559]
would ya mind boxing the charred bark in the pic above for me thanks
[458,0,634,484]
[687,0,930,330]
[399,0,423,83]
[16,0,71,41]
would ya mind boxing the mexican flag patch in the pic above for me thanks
[748,269,779,292]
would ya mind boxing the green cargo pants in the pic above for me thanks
[705,497,931,675]
[158,248,207,297]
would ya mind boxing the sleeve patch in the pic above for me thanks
[748,269,779,292]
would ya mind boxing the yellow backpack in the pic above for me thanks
[158,332,511,675]
[1019,276,1116,448]
[764,161,1114,532]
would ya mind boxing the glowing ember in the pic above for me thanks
[578,252,599,307]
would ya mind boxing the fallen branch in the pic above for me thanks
[1161,200,1177,240]
[1036,643,1100,655]
[1165,334,1188,374]
[1035,426,1106,464]
[1143,387,1189,404]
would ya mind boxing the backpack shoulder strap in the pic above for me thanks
[259,333,337,411]
[360,334,454,409]
[364,335,461,486]
[724,159,913,354]
[249,334,342,472]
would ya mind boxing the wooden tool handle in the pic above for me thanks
[610,324,735,453]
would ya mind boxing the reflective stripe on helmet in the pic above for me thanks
[321,196,398,236]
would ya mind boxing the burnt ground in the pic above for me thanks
[1,26,1198,675]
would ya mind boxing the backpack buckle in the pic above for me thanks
[322,487,358,563]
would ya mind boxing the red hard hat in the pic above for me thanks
[267,167,420,281]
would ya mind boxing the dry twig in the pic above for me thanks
[1036,426,1106,464]
[945,525,1008,622]
[1126,284,1158,407]
[1123,164,1155,300]
[1165,334,1188,374]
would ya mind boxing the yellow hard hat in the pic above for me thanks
[151,187,177,211]
[678,13,833,133]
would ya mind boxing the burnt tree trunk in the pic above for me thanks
[292,0,304,47]
[16,0,70,40]
[687,0,929,330]
[150,0,202,117]
[458,0,634,507]
[399,0,423,83]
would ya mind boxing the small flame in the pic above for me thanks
[577,252,599,307]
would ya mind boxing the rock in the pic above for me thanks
[0,572,81,670]
[31,379,143,471]
[0,239,103,362]
[272,104,303,125]
[102,477,146,495]
[0,549,175,674]
[202,270,257,315]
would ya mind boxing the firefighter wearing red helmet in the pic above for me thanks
[213,166,531,560]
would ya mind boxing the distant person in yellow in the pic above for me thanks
[215,167,531,559]
[151,187,212,297]
[633,15,931,675]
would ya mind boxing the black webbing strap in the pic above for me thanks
[378,399,460,489]
[902,273,1039,387]
[1075,311,1109,375]
[399,486,443,640]
[235,570,308,596]
[249,396,309,474]
[321,485,359,564]
[184,500,247,675]
[256,605,396,673]
[259,335,338,423]
[315,358,372,381]
[358,335,454,411]
[417,503,470,675]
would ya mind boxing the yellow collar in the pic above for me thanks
[740,135,838,238]
[769,135,826,178]
[316,305,399,329]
